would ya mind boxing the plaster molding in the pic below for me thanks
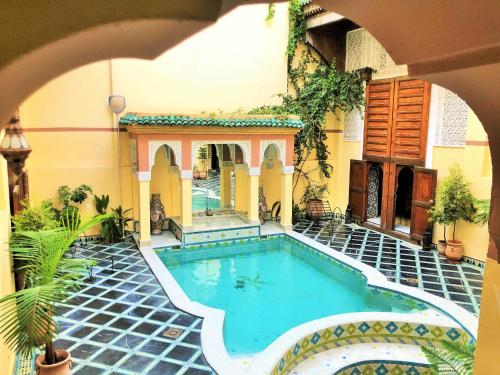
[282,165,295,175]
[149,140,181,171]
[180,170,193,180]
[234,163,248,171]
[248,167,260,176]
[220,160,233,168]
[259,139,285,166]
[136,171,151,182]
[191,140,250,168]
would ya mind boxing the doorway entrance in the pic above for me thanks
[394,166,414,234]
[366,163,383,226]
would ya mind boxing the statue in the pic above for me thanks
[150,194,166,235]
[258,186,268,225]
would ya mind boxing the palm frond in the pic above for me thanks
[421,339,475,375]
[0,282,66,357]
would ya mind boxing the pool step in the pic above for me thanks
[289,343,429,375]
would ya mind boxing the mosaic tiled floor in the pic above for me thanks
[293,220,484,315]
[54,240,215,375]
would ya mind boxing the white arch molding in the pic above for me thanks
[148,140,182,171]
[191,140,250,168]
[259,140,286,166]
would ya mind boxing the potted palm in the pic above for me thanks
[0,211,108,375]
[302,184,328,221]
[198,145,208,180]
[432,164,476,262]
[193,165,200,180]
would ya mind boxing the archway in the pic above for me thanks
[394,166,413,234]
[260,144,283,221]
[150,145,181,219]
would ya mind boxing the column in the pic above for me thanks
[220,161,232,209]
[137,171,151,246]
[281,165,294,230]
[248,167,260,224]
[234,164,248,212]
[180,170,192,228]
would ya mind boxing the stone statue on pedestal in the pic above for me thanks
[150,194,166,235]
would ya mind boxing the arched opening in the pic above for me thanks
[394,166,413,234]
[259,144,283,222]
[366,163,383,226]
[150,144,181,220]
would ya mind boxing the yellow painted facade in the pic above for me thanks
[150,147,181,218]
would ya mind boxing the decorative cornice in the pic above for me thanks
[248,167,260,176]
[180,170,193,180]
[282,165,295,175]
[136,171,151,182]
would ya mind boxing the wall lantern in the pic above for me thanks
[108,95,126,114]
[0,114,31,182]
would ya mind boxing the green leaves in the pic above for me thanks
[0,215,106,358]
[421,338,475,375]
[473,199,490,225]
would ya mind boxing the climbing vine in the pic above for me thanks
[251,1,365,198]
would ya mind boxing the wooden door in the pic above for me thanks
[348,159,369,223]
[410,167,437,240]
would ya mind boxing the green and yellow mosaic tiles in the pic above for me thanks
[336,361,433,375]
[271,320,469,375]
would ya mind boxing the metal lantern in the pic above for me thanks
[0,114,31,182]
[422,228,433,251]
[344,205,352,224]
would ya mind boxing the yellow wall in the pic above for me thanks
[234,165,249,213]
[18,3,289,230]
[150,147,181,218]
[0,138,15,374]
[260,147,283,208]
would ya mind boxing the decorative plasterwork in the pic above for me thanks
[345,28,408,80]
[430,85,468,147]
[191,140,250,168]
[180,170,193,180]
[260,140,285,166]
[149,140,181,171]
[130,138,137,173]
[282,165,294,175]
[136,171,151,182]
[248,167,261,176]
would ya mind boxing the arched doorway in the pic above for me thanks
[150,144,181,220]
[260,144,283,221]
[394,166,413,234]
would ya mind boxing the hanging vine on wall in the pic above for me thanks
[251,0,365,198]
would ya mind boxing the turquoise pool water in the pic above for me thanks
[159,236,423,355]
[192,192,220,211]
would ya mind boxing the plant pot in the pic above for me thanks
[437,240,447,255]
[193,170,200,180]
[36,350,72,375]
[306,199,324,221]
[446,240,463,262]
[199,171,207,180]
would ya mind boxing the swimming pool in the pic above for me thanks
[159,236,424,355]
[192,188,220,211]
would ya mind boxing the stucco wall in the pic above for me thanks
[18,3,289,227]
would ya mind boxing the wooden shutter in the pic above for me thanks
[410,167,437,240]
[390,79,431,164]
[348,160,369,222]
[363,80,394,160]
[364,78,431,165]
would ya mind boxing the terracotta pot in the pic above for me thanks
[446,240,463,262]
[199,171,207,179]
[193,170,200,179]
[437,240,447,255]
[36,350,72,375]
[306,199,324,220]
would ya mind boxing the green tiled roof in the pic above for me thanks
[119,113,304,129]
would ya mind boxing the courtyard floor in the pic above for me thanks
[47,220,484,375]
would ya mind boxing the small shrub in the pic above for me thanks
[12,199,59,231]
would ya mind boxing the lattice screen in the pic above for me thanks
[432,86,468,147]
[345,28,407,79]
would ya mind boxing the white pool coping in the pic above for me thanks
[139,229,479,375]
